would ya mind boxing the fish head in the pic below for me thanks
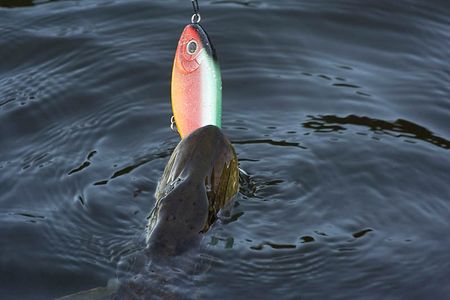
[147,126,239,255]
[156,125,238,201]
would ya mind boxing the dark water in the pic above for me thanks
[1,0,449,299]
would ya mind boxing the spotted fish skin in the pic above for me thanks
[171,23,222,138]
[146,125,238,256]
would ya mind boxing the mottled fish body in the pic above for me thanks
[147,125,238,256]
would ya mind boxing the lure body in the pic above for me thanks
[171,23,222,138]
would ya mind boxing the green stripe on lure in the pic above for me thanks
[171,19,222,138]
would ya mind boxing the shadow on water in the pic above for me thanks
[211,0,262,8]
[232,139,306,149]
[0,0,57,8]
[303,114,450,150]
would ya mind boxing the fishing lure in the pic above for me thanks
[171,0,222,138]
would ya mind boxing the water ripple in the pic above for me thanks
[303,114,450,150]
[1,0,450,299]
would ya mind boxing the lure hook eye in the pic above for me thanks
[191,13,201,24]
[187,40,198,55]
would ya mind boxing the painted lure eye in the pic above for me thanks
[187,40,198,54]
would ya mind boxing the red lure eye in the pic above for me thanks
[187,40,198,55]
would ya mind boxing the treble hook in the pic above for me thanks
[170,116,178,133]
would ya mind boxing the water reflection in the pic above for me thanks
[299,236,315,243]
[68,150,97,175]
[91,146,174,186]
[1,0,449,298]
[211,0,261,8]
[303,114,450,150]
[233,139,306,149]
[352,228,373,239]
[250,242,297,251]
[0,0,56,8]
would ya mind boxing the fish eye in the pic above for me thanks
[187,40,198,55]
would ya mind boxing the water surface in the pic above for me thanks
[1,0,449,299]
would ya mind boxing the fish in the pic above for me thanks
[146,125,239,256]
[171,23,222,138]
[57,125,239,300]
